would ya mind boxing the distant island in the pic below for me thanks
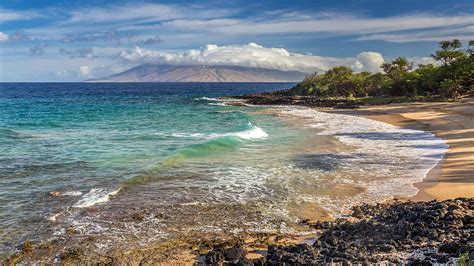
[87,64,308,82]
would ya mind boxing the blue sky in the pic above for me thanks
[0,0,473,81]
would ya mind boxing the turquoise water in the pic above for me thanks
[0,82,447,258]
[0,82,303,255]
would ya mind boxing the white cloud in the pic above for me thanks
[77,64,126,79]
[409,57,437,67]
[353,52,385,73]
[0,9,40,22]
[0,32,8,42]
[357,25,474,43]
[59,47,97,59]
[78,65,92,77]
[67,4,233,24]
[119,43,385,73]
[17,2,474,45]
[158,13,474,37]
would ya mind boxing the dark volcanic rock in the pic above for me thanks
[202,198,473,264]
[204,245,252,265]
[235,91,362,109]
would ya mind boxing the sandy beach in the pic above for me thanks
[331,96,474,201]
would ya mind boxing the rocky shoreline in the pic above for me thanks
[8,198,472,264]
[227,89,451,109]
[203,198,473,265]
[233,90,363,109]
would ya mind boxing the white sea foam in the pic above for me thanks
[48,213,61,222]
[232,126,269,140]
[207,102,228,106]
[195,96,246,106]
[62,191,83,196]
[278,107,448,216]
[195,96,242,102]
[156,125,268,141]
[195,96,220,101]
[73,187,121,208]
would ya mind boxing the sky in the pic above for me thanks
[0,0,473,81]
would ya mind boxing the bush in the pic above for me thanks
[291,39,474,99]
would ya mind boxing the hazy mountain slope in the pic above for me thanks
[87,65,307,82]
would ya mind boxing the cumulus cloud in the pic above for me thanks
[29,44,46,56]
[352,52,385,73]
[59,48,97,59]
[76,65,126,79]
[78,66,92,77]
[409,57,437,67]
[0,32,8,42]
[119,43,385,73]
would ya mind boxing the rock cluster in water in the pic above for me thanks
[203,198,473,265]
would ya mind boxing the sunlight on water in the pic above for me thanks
[0,82,447,257]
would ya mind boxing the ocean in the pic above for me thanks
[0,82,447,257]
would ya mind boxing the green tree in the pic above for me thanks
[431,39,468,92]
[381,57,415,96]
[362,73,388,96]
[414,64,440,95]
[432,39,465,66]
[381,57,413,81]
[291,39,474,100]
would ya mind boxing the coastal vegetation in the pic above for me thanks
[291,40,474,100]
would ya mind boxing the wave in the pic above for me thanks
[123,136,242,184]
[124,125,268,184]
[73,187,121,208]
[224,125,268,140]
[156,124,268,141]
[154,132,206,139]
[278,106,448,216]
[195,96,220,101]
[195,96,245,107]
[207,102,228,106]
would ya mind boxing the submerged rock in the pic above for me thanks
[49,191,61,197]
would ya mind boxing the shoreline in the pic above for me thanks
[5,96,473,264]
[327,96,474,201]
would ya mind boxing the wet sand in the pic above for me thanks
[329,96,474,200]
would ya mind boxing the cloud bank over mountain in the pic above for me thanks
[119,43,386,73]
[1,0,470,81]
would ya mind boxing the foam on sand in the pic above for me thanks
[278,107,448,216]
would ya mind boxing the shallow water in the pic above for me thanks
[0,83,447,257]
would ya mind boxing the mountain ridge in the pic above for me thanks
[86,64,308,82]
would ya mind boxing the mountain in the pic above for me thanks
[87,64,308,82]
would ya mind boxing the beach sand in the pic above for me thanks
[330,96,474,201]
